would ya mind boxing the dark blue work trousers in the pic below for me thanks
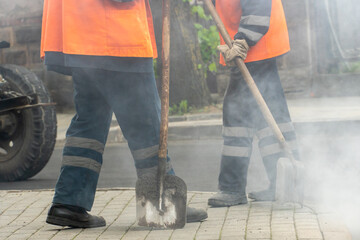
[53,67,173,210]
[219,58,300,194]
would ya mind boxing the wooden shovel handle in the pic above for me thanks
[157,0,171,213]
[203,0,294,160]
[159,0,171,159]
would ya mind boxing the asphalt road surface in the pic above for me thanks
[0,139,269,192]
[1,130,360,199]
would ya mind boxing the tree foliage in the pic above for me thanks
[150,0,212,107]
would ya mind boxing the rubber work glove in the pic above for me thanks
[217,39,249,65]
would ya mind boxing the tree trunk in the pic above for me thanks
[150,0,211,107]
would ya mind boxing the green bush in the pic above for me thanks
[194,23,220,74]
[343,61,360,73]
[169,100,190,115]
[183,0,220,75]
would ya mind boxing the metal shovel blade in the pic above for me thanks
[275,157,305,204]
[136,174,187,229]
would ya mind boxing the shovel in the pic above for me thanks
[203,0,305,205]
[135,0,187,228]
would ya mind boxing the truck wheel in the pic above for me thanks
[0,64,57,181]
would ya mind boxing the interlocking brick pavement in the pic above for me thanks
[0,189,352,240]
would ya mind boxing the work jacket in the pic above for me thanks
[40,0,157,60]
[216,0,290,64]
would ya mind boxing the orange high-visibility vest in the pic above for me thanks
[216,0,290,64]
[40,0,157,59]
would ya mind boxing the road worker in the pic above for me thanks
[41,0,207,227]
[208,0,301,207]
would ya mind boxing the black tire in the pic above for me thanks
[0,64,57,181]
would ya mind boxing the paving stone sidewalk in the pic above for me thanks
[0,189,352,240]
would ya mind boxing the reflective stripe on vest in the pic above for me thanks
[216,0,290,64]
[41,0,157,59]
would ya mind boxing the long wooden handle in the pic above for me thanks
[203,0,294,160]
[159,0,171,159]
[158,0,171,213]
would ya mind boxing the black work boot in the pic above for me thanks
[186,207,208,223]
[248,155,278,201]
[46,204,106,228]
[208,191,248,207]
[214,153,250,207]
[248,187,275,201]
